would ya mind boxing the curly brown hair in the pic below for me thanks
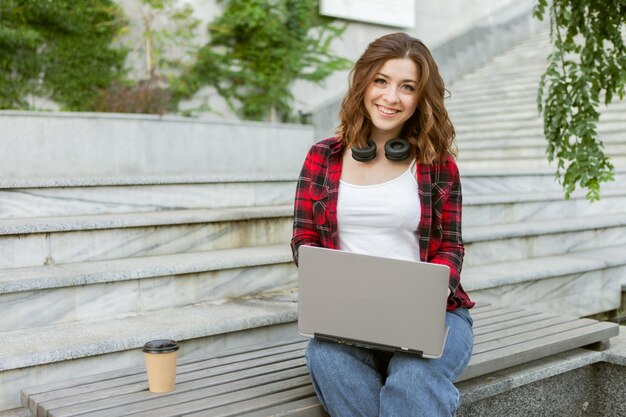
[336,32,456,164]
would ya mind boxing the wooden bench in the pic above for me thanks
[21,304,619,417]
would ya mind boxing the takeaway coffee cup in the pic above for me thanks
[142,339,180,393]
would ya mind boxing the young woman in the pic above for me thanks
[290,32,475,417]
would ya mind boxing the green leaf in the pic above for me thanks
[535,0,623,201]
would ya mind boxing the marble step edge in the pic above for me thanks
[463,187,626,206]
[464,212,626,243]
[451,75,549,92]
[458,152,626,164]
[0,173,298,190]
[455,112,626,133]
[0,296,298,372]
[459,143,625,156]
[448,102,626,117]
[459,166,626,178]
[463,244,626,292]
[448,91,626,107]
[0,244,293,294]
[457,126,625,142]
[457,70,545,86]
[0,205,294,236]
[459,133,626,149]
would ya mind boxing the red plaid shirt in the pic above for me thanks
[291,137,474,311]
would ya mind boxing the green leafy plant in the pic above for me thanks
[182,0,351,121]
[534,0,626,201]
[0,0,127,111]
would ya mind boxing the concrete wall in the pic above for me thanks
[0,111,314,181]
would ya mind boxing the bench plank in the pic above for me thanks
[473,315,575,343]
[472,318,604,354]
[22,305,619,417]
[472,313,559,337]
[184,386,318,417]
[458,321,618,381]
[241,396,325,417]
[51,370,312,417]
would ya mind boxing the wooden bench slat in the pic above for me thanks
[240,395,325,417]
[94,374,313,417]
[184,386,318,417]
[469,305,517,318]
[37,355,307,417]
[472,318,603,355]
[465,302,491,312]
[458,321,618,381]
[473,312,558,337]
[473,315,576,344]
[49,368,312,417]
[472,309,541,328]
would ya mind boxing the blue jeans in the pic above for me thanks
[305,308,474,417]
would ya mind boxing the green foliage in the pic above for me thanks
[534,0,626,201]
[182,0,351,121]
[0,0,127,111]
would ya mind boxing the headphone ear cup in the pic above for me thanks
[351,139,377,162]
[385,138,411,161]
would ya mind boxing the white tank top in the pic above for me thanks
[337,160,421,262]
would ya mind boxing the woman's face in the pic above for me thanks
[363,58,419,140]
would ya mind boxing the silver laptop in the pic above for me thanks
[297,246,450,358]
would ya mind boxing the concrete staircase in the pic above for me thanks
[1,29,626,413]
[449,29,626,315]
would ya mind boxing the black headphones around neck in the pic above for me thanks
[351,138,411,162]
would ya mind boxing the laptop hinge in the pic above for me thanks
[314,333,423,357]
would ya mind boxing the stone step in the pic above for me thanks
[461,60,547,76]
[449,91,626,112]
[0,175,297,219]
[454,107,626,134]
[464,244,626,317]
[462,213,626,267]
[0,244,295,332]
[459,142,626,160]
[450,109,540,125]
[449,103,626,124]
[0,206,293,269]
[459,155,626,170]
[450,77,545,96]
[460,168,626,194]
[0,296,299,411]
[457,120,626,140]
[453,72,546,90]
[464,188,626,226]
[458,132,626,150]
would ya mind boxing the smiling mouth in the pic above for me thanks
[376,105,400,115]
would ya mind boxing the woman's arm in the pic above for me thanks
[428,159,464,296]
[290,148,323,265]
